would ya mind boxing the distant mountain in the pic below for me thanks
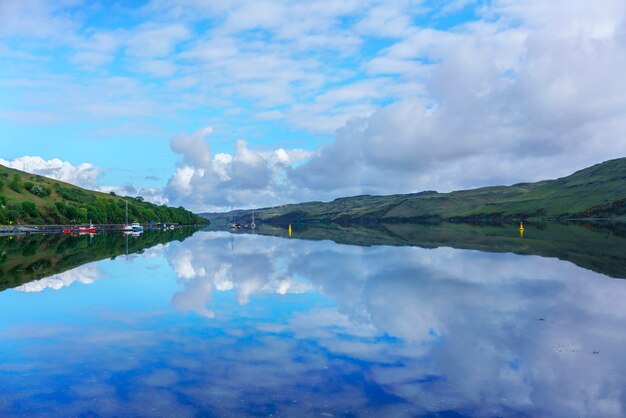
[0,164,207,225]
[202,157,626,224]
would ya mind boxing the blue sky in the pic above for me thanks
[1,0,626,211]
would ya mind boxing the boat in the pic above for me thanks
[227,206,237,229]
[61,228,74,234]
[122,201,133,231]
[250,211,256,229]
[78,221,97,234]
[131,222,144,231]
[169,225,175,230]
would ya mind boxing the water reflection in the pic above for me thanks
[0,228,624,417]
[0,227,198,291]
[253,221,626,278]
[163,231,626,416]
[15,264,101,292]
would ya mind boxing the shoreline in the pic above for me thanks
[5,218,626,236]
[0,223,190,235]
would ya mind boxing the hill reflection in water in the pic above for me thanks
[0,227,199,291]
[251,220,626,278]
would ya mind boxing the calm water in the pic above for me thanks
[0,225,625,417]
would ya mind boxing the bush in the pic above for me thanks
[9,174,22,193]
[7,203,22,221]
[54,183,93,202]
[24,182,51,197]
[21,201,39,219]
[0,197,11,223]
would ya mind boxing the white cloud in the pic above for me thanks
[133,59,178,78]
[4,1,626,210]
[0,155,167,205]
[0,156,100,188]
[125,23,191,58]
[286,0,626,197]
[70,31,122,68]
[0,0,79,41]
[153,0,626,210]
[166,127,310,210]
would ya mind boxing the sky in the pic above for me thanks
[1,0,626,212]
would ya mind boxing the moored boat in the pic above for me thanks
[122,201,133,231]
[77,221,97,234]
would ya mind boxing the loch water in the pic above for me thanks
[0,223,625,417]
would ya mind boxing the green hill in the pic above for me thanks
[0,164,207,226]
[204,157,626,224]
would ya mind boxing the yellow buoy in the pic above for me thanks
[519,222,524,238]
[288,224,292,237]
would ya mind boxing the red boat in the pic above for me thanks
[62,228,74,234]
[78,223,97,234]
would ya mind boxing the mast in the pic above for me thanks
[125,201,129,225]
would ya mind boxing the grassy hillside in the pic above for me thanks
[0,164,207,225]
[204,157,626,224]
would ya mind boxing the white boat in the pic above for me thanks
[122,201,133,231]
[131,222,144,231]
[169,225,175,230]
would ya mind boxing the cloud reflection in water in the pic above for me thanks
[162,231,626,417]
[14,264,102,292]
